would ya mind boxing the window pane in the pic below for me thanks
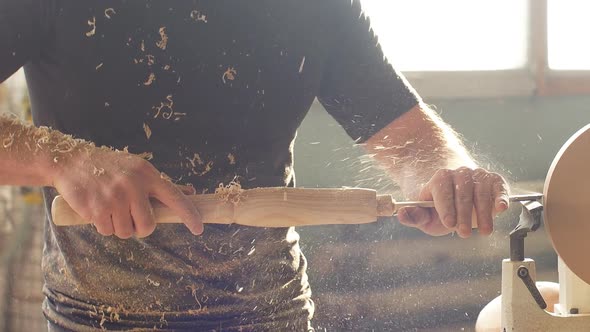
[548,0,590,70]
[360,0,528,71]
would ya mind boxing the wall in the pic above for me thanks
[295,96,590,186]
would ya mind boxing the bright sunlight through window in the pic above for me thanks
[360,0,528,72]
[548,0,590,70]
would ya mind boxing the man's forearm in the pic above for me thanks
[0,115,90,187]
[365,104,476,198]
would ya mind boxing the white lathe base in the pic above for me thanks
[501,258,590,331]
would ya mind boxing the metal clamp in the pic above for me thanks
[509,197,543,261]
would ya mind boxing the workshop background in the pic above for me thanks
[1,0,590,331]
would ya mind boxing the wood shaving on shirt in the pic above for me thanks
[144,72,156,86]
[143,123,152,139]
[86,17,96,37]
[215,180,243,205]
[222,67,237,84]
[104,8,116,19]
[190,10,208,23]
[227,153,236,165]
[156,27,168,50]
[146,55,155,66]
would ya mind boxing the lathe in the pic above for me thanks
[478,124,590,331]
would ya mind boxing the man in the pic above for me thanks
[0,1,508,331]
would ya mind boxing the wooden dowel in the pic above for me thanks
[52,187,391,227]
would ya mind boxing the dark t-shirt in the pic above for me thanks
[1,0,419,330]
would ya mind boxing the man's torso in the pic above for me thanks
[28,1,341,330]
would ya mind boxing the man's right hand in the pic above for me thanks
[50,147,202,239]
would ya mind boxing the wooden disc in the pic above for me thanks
[544,124,590,284]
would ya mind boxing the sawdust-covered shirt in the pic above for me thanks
[0,0,419,330]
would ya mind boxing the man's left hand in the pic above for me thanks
[397,167,509,238]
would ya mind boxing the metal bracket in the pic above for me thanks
[509,198,543,261]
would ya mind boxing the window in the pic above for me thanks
[361,0,528,72]
[360,0,590,98]
[548,0,590,70]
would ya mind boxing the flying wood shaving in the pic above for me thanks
[143,123,152,139]
[173,112,186,121]
[141,40,145,52]
[299,56,306,73]
[215,180,243,205]
[86,17,96,37]
[156,27,168,50]
[104,8,116,19]
[95,63,103,70]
